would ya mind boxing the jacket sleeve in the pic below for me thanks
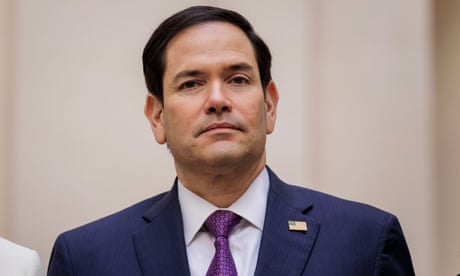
[47,234,73,276]
[373,215,416,276]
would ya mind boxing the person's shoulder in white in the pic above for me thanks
[0,237,45,276]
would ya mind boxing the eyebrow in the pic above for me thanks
[172,70,203,84]
[224,62,255,74]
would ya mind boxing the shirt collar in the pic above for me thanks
[178,168,269,245]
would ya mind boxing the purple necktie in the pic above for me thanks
[205,210,242,276]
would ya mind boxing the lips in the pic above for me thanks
[199,121,241,135]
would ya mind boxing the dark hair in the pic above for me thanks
[142,5,272,103]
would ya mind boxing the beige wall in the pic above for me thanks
[10,0,184,259]
[0,0,12,237]
[435,0,460,275]
[1,1,458,275]
[309,1,435,275]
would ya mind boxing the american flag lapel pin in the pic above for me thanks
[288,220,308,232]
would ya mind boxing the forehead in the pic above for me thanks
[164,21,257,71]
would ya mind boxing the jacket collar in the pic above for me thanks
[254,167,319,275]
[132,181,191,276]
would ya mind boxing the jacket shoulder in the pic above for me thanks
[48,192,170,275]
[267,171,414,275]
[268,168,393,223]
[69,192,166,234]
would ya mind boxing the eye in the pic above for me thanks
[229,76,250,85]
[178,80,201,91]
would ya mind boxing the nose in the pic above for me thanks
[205,83,232,114]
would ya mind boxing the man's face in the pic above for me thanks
[145,21,278,172]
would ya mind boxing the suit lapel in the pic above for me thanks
[132,182,190,276]
[254,169,320,276]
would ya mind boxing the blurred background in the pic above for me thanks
[0,0,458,275]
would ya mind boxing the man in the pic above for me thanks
[48,6,415,275]
[0,237,45,276]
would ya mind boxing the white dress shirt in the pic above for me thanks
[178,168,269,276]
[0,237,45,276]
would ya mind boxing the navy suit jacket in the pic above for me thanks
[48,168,415,275]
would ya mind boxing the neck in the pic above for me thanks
[175,157,266,208]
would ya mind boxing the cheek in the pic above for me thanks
[241,103,267,129]
[163,105,196,136]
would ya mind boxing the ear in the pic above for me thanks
[264,81,279,134]
[144,94,167,144]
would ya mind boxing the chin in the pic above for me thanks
[209,152,243,164]
[201,149,244,165]
[207,148,261,167]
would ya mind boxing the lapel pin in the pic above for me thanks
[288,220,308,232]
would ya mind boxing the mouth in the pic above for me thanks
[199,121,242,136]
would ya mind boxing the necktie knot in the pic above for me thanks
[205,210,241,238]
